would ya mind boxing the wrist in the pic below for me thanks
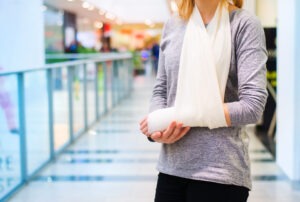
[223,103,231,126]
[147,136,155,142]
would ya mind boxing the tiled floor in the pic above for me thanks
[8,76,300,202]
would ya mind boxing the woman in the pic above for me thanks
[140,0,267,201]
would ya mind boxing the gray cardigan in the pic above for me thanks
[149,9,268,189]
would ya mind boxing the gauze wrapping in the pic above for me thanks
[148,3,231,133]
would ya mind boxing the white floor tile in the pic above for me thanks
[7,76,300,202]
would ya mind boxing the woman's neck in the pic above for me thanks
[195,0,221,24]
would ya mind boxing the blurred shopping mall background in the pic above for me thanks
[0,0,300,201]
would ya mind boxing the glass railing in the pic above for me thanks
[0,53,134,202]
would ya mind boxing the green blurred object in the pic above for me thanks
[45,51,68,64]
[97,64,104,95]
[131,51,142,70]
[131,51,145,76]
[78,45,97,54]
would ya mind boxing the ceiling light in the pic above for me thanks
[88,5,95,11]
[145,19,156,28]
[82,2,90,9]
[105,13,116,20]
[94,22,103,29]
[145,19,153,26]
[99,9,106,15]
[67,0,74,2]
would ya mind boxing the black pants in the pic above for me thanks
[155,173,249,202]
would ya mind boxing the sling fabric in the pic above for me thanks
[148,2,231,133]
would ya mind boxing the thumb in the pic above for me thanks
[151,132,162,139]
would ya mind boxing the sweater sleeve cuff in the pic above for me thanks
[226,102,242,127]
[147,137,155,142]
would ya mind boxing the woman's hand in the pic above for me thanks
[140,116,151,137]
[151,122,191,144]
[139,117,191,144]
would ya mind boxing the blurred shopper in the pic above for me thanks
[141,49,151,75]
[0,68,18,134]
[151,43,160,75]
[140,0,267,201]
[66,40,78,53]
[101,40,111,53]
[141,49,150,62]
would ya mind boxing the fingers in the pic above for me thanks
[139,117,148,136]
[165,123,183,142]
[139,117,147,127]
[140,117,147,130]
[140,121,147,130]
[158,122,190,144]
[163,121,177,139]
[141,127,148,135]
[151,132,162,142]
[173,123,184,137]
[172,127,191,143]
[139,116,191,144]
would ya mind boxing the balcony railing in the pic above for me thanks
[0,53,134,202]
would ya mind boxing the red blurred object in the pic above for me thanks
[135,33,144,39]
[104,24,111,33]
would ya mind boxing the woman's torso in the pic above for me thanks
[156,9,261,190]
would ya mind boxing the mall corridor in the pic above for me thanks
[1,0,300,201]
[5,76,300,202]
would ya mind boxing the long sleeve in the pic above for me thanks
[149,19,171,113]
[226,17,268,126]
[149,47,167,113]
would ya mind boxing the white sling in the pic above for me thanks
[148,2,232,133]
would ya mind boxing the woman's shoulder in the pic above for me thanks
[231,9,264,32]
[162,13,186,37]
[167,12,186,25]
[231,9,266,54]
[160,13,186,50]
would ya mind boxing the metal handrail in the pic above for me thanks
[266,81,277,139]
[267,81,277,102]
[0,53,132,76]
[45,53,131,60]
[0,53,134,202]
